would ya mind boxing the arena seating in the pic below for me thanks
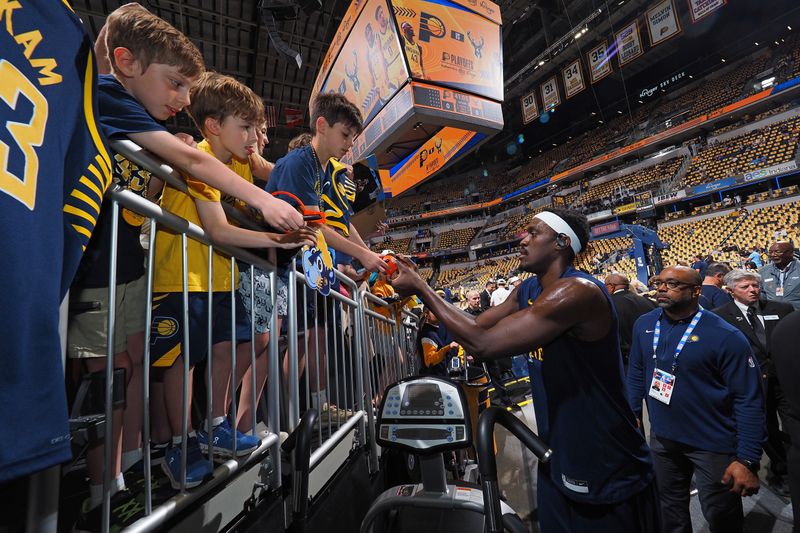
[499,207,549,240]
[574,237,637,281]
[579,157,684,206]
[418,267,434,282]
[659,198,800,266]
[371,236,413,254]
[682,116,800,187]
[436,227,478,250]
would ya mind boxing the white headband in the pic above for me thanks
[534,212,583,256]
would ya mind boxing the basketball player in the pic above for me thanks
[389,208,660,532]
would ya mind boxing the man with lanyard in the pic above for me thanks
[389,208,659,532]
[759,241,800,311]
[627,266,765,533]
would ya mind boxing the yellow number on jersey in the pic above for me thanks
[0,60,48,210]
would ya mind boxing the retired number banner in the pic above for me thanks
[647,0,681,46]
[588,40,612,83]
[540,76,560,111]
[562,59,585,99]
[687,0,726,24]
[615,20,643,67]
[521,90,539,124]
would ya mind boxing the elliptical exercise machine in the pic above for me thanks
[360,376,552,533]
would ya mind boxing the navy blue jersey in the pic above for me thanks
[74,75,166,287]
[266,145,353,236]
[418,322,448,376]
[519,267,653,504]
[0,1,111,482]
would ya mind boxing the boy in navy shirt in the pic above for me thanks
[266,92,388,412]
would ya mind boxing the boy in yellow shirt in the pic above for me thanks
[149,72,315,489]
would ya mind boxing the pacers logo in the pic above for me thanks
[419,12,446,43]
[151,317,178,343]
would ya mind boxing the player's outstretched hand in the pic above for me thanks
[258,194,303,232]
[274,226,318,249]
[388,255,421,297]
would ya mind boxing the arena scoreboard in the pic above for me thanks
[313,0,504,197]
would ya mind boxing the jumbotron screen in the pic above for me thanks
[391,0,503,101]
[320,0,409,124]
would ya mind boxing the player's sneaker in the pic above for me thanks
[161,437,212,490]
[196,418,261,458]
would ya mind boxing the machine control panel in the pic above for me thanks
[377,377,470,453]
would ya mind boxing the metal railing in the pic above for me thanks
[53,139,420,533]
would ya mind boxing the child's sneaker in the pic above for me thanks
[161,437,212,490]
[72,489,145,532]
[196,418,261,458]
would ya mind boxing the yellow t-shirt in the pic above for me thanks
[153,140,248,292]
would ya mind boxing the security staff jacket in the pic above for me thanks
[627,308,765,463]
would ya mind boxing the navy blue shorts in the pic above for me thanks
[149,291,251,367]
[537,466,661,533]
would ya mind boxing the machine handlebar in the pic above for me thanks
[477,407,552,533]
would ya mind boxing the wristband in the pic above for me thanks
[733,456,759,473]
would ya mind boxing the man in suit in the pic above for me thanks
[771,311,800,529]
[605,273,656,369]
[479,279,496,311]
[713,269,794,496]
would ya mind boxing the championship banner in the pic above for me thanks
[540,76,560,111]
[322,0,409,124]
[390,0,503,101]
[562,59,585,99]
[646,0,681,47]
[687,0,726,24]
[588,40,612,84]
[521,90,539,124]
[614,20,643,67]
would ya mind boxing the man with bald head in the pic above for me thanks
[605,273,656,369]
[627,266,765,533]
[464,289,483,316]
[759,241,800,310]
